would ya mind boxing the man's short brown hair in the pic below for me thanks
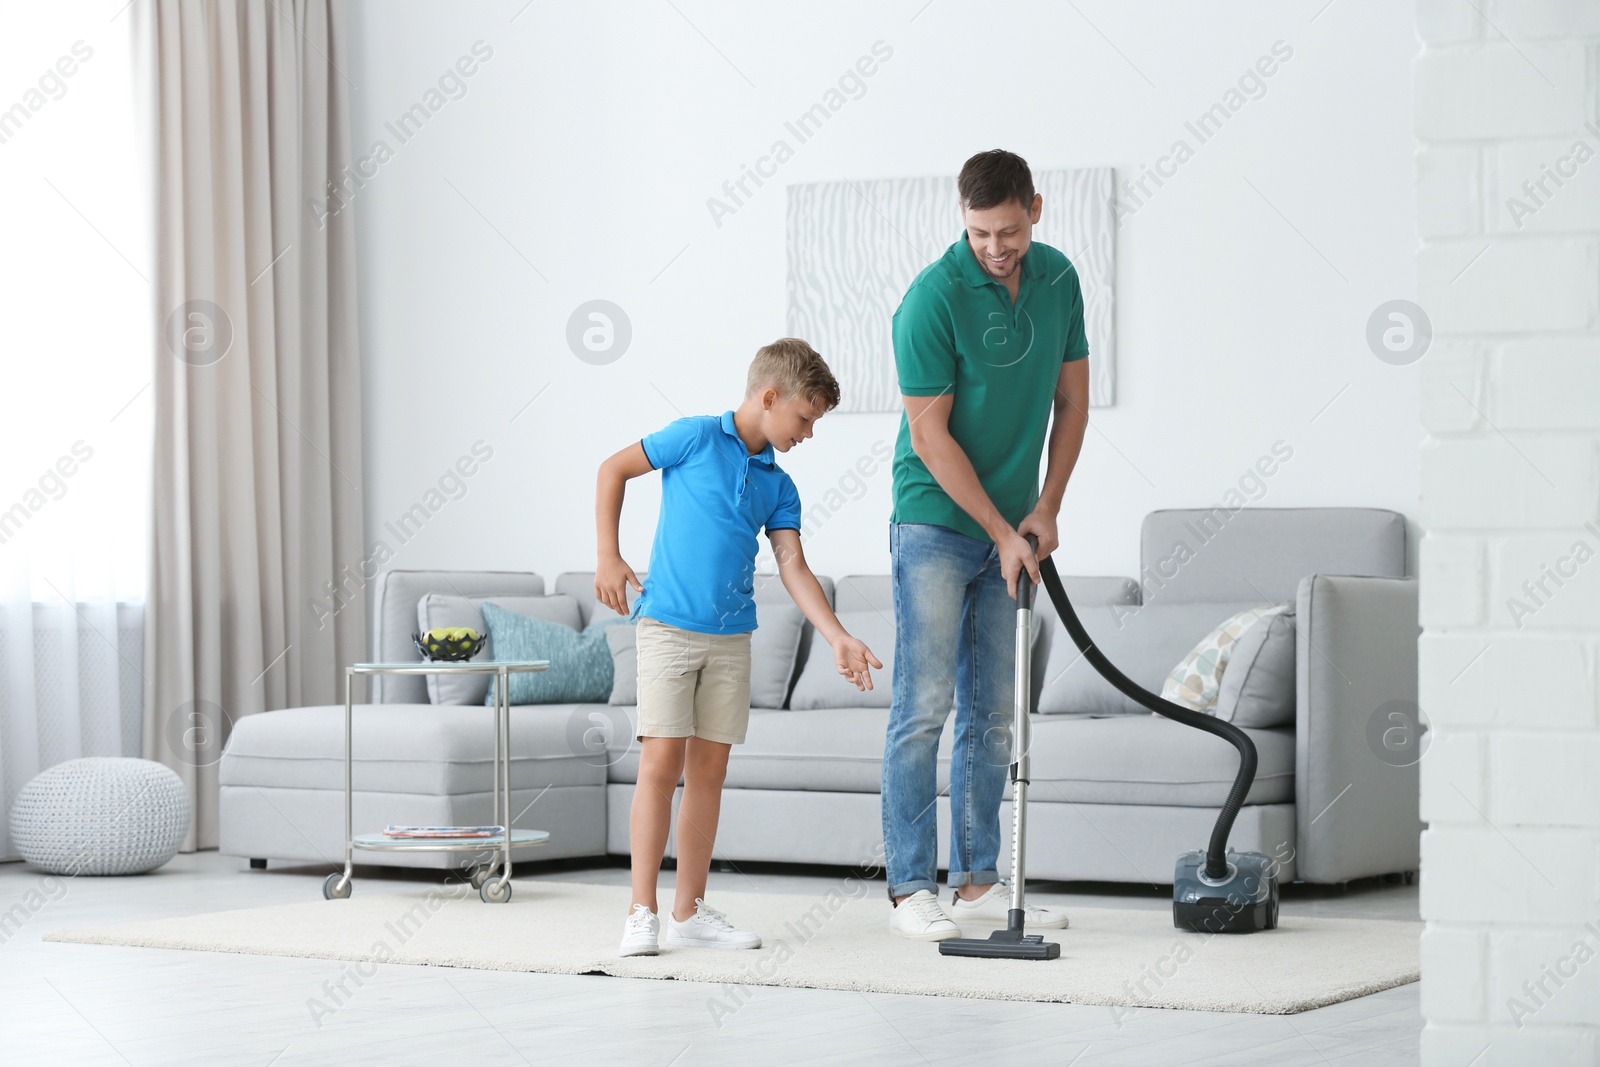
[746,338,841,412]
[958,149,1035,211]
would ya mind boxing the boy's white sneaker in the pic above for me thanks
[619,903,660,957]
[889,889,960,941]
[664,898,761,950]
[949,880,1071,929]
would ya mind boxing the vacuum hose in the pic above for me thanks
[1035,556,1259,882]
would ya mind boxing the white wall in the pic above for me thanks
[1415,0,1600,1062]
[344,0,1419,588]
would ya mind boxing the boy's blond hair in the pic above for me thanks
[746,338,841,412]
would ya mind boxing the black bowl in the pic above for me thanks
[413,629,487,662]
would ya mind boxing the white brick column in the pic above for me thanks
[1416,2,1600,1063]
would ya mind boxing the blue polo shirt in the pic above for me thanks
[629,410,803,634]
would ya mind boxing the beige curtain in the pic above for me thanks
[139,0,365,851]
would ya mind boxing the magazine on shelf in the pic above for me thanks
[382,824,506,838]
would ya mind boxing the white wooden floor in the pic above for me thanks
[1,851,1420,1066]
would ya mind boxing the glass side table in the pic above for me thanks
[322,660,549,904]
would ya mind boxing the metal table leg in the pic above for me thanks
[501,664,512,881]
[323,670,355,900]
[480,665,514,903]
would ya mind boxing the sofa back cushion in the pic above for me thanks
[416,593,581,705]
[1029,575,1142,704]
[788,609,895,709]
[373,570,545,703]
[1038,599,1275,716]
[748,602,806,707]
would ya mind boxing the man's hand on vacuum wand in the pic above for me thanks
[996,508,1060,601]
[1017,508,1059,560]
[996,527,1042,602]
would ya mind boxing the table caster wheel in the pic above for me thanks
[468,864,495,890]
[323,872,352,900]
[480,877,512,904]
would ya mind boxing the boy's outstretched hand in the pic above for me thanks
[595,555,643,616]
[832,633,884,691]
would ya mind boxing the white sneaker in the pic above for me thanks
[889,889,961,941]
[949,880,1070,929]
[664,898,761,950]
[619,903,660,957]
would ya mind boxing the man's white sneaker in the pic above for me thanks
[889,889,961,941]
[619,903,660,957]
[949,880,1070,929]
[664,898,761,950]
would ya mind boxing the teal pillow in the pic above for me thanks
[479,602,626,705]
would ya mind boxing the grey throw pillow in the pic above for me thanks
[1215,605,1296,727]
[788,609,894,710]
[750,601,805,708]
[416,593,581,705]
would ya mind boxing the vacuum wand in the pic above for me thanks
[939,535,1061,961]
[1006,544,1035,931]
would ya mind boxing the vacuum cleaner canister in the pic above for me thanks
[1172,849,1281,933]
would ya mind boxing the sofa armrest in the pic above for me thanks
[1294,573,1422,883]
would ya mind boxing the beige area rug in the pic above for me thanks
[43,879,1418,1015]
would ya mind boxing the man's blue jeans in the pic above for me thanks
[882,521,1017,902]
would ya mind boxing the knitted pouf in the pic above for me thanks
[9,757,191,875]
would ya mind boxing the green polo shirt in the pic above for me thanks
[890,233,1089,544]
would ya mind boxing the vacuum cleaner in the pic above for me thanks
[938,538,1278,961]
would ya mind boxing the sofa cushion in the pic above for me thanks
[1027,714,1294,806]
[218,704,606,794]
[602,705,1291,806]
[605,706,955,793]
[416,593,581,705]
[1217,604,1298,727]
[788,610,895,709]
[749,601,806,708]
[1038,599,1273,715]
[373,570,545,704]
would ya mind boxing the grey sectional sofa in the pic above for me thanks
[219,507,1421,887]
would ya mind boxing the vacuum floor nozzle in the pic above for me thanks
[938,910,1061,960]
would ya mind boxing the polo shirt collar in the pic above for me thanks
[720,409,774,465]
[952,229,1043,289]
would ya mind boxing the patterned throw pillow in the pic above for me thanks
[479,601,628,705]
[1160,605,1291,715]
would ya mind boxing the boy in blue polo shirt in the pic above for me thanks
[594,337,884,957]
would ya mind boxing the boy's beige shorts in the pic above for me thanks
[634,615,752,745]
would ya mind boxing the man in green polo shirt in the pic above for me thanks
[882,149,1090,941]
